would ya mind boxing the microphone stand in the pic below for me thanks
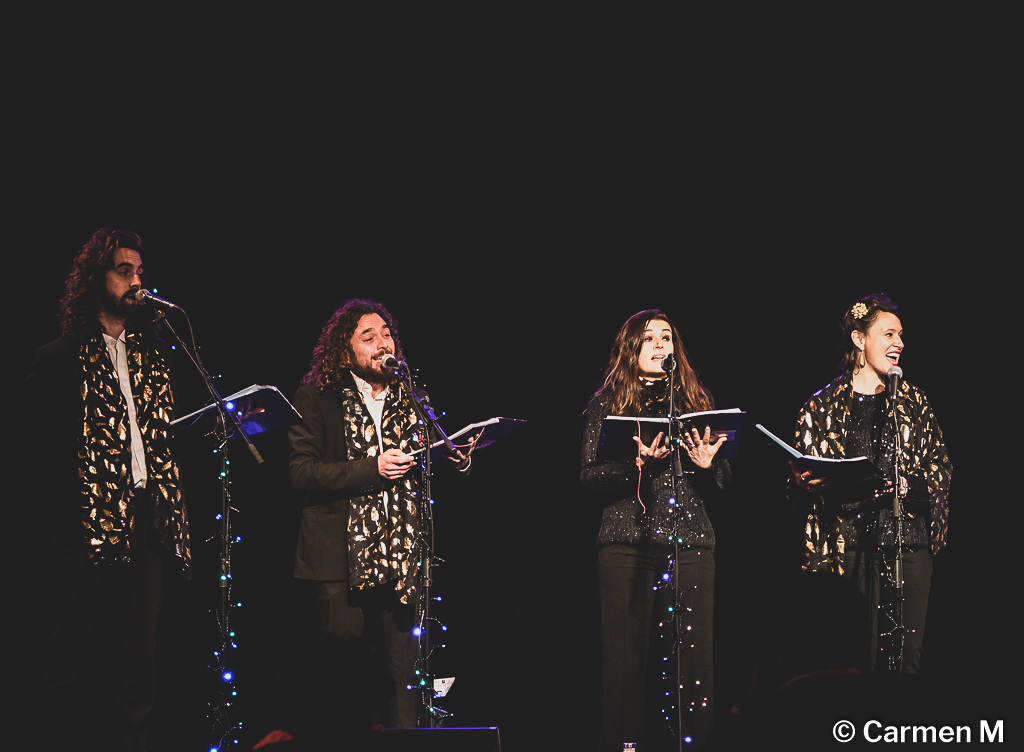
[388,362,455,727]
[151,307,262,749]
[888,382,905,672]
[664,359,689,750]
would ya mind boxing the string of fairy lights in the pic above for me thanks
[148,295,244,749]
[877,549,905,671]
[406,402,455,725]
[409,530,452,721]
[207,414,241,750]
[655,493,708,748]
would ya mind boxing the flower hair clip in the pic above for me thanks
[851,302,869,319]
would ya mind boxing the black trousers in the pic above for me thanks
[597,544,715,752]
[40,491,165,752]
[316,580,421,729]
[839,548,932,673]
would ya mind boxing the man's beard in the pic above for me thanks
[103,288,141,321]
[349,355,396,386]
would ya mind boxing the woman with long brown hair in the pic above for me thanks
[581,310,730,751]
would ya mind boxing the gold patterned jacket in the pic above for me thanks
[289,373,428,604]
[793,371,951,570]
[24,335,190,576]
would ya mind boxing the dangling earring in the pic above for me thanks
[857,350,865,369]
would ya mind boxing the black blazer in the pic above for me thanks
[289,375,390,581]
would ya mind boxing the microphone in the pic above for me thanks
[380,354,406,373]
[660,352,676,375]
[887,365,903,399]
[133,289,181,310]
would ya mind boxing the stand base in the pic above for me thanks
[380,727,501,751]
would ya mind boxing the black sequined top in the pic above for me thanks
[581,381,730,551]
[838,392,929,551]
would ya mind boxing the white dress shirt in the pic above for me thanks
[103,331,148,488]
[350,371,388,452]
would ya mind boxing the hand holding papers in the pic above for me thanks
[755,423,884,495]
[411,417,526,464]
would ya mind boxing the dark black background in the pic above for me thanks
[3,5,1011,750]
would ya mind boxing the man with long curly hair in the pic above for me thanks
[22,227,190,751]
[289,298,470,729]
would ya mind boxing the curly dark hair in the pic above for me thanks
[301,298,404,391]
[838,293,900,374]
[59,227,147,339]
[588,309,713,416]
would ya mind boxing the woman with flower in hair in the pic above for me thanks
[582,310,730,751]
[790,293,951,674]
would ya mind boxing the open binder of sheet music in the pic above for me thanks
[598,409,746,460]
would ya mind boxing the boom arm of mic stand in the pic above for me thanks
[155,311,264,464]
[396,366,456,455]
